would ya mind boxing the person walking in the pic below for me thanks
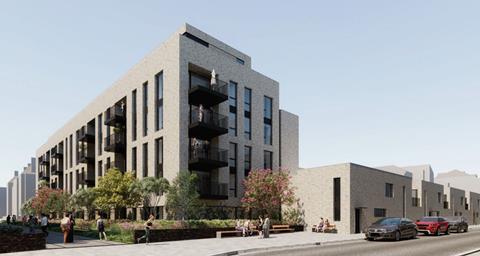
[97,215,107,240]
[67,214,75,243]
[262,215,270,238]
[12,215,16,224]
[40,214,49,236]
[137,214,155,245]
[60,214,71,244]
[28,215,35,233]
[6,215,11,225]
[257,216,263,238]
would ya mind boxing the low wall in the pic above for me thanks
[0,232,46,253]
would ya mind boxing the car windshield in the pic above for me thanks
[420,217,438,222]
[374,218,401,225]
[445,217,460,221]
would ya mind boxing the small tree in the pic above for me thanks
[94,168,142,217]
[166,171,201,220]
[71,187,97,219]
[22,198,34,216]
[241,169,296,219]
[31,186,69,215]
[137,177,170,218]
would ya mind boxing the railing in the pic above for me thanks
[105,105,126,125]
[198,179,228,198]
[79,150,94,163]
[79,126,95,142]
[444,201,449,209]
[190,106,228,129]
[51,164,61,175]
[192,79,228,95]
[412,197,420,207]
[189,145,228,163]
[51,147,63,158]
[104,132,125,149]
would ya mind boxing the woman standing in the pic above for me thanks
[67,213,75,243]
[137,214,155,245]
[60,213,71,243]
[257,216,263,238]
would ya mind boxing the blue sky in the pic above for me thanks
[1,0,480,187]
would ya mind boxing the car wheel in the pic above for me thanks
[464,227,468,233]
[435,228,440,236]
[457,227,461,233]
[445,227,449,235]
[395,231,401,241]
[412,229,417,239]
[367,237,374,241]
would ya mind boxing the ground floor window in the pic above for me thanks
[374,208,386,217]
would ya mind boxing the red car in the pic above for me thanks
[416,216,449,236]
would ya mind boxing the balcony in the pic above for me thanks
[104,105,126,127]
[189,79,228,108]
[412,197,420,207]
[189,146,228,171]
[79,150,94,164]
[39,171,50,181]
[50,164,63,176]
[444,201,449,209]
[189,106,228,140]
[465,203,469,210]
[50,182,57,189]
[51,148,63,159]
[104,133,126,153]
[198,180,228,200]
[78,128,95,143]
[40,158,50,166]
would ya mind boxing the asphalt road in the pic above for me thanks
[245,230,480,256]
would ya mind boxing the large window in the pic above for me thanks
[334,177,341,221]
[132,147,137,173]
[244,146,251,177]
[69,135,73,168]
[229,81,237,136]
[229,143,237,197]
[142,143,148,177]
[98,113,102,155]
[132,89,137,141]
[385,183,394,198]
[374,208,387,217]
[98,160,103,177]
[263,150,272,170]
[142,82,148,137]
[155,138,163,178]
[155,72,164,131]
[438,192,442,203]
[244,88,252,140]
[263,96,272,145]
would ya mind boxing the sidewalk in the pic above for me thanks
[4,231,365,256]
[44,231,122,249]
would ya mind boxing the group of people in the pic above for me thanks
[314,217,332,232]
[60,213,76,243]
[6,214,49,236]
[235,216,271,238]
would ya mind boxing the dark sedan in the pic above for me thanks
[365,217,417,241]
[446,216,468,233]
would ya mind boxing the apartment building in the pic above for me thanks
[467,191,480,224]
[0,187,6,218]
[6,158,36,217]
[436,170,480,194]
[36,24,299,219]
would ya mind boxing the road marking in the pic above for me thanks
[455,248,480,256]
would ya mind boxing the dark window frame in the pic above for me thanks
[142,82,148,137]
[334,177,341,221]
[132,89,137,141]
[155,72,164,131]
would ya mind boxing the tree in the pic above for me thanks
[70,187,97,218]
[241,169,296,219]
[94,168,142,215]
[136,177,170,218]
[165,171,201,220]
[31,186,70,215]
[22,198,34,216]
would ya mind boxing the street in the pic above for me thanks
[244,230,480,256]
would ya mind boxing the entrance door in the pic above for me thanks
[355,208,361,233]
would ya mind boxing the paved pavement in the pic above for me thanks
[44,231,122,249]
[245,229,480,256]
[4,231,364,256]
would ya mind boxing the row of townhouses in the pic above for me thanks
[291,164,480,234]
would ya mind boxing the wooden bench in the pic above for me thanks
[271,224,294,233]
[216,230,242,238]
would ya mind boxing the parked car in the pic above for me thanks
[365,217,417,241]
[416,216,449,236]
[445,216,468,233]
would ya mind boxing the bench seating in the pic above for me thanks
[271,224,294,233]
[216,229,260,238]
[311,224,337,233]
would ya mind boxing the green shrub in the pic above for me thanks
[0,224,23,235]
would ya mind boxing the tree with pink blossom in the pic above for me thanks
[241,169,296,218]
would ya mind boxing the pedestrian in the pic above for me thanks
[6,215,11,225]
[137,214,155,244]
[12,215,16,223]
[262,215,270,238]
[22,215,27,226]
[97,214,107,240]
[315,217,324,232]
[60,213,71,244]
[41,214,49,236]
[28,215,35,233]
[67,213,75,243]
[257,216,263,238]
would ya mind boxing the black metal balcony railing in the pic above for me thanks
[40,158,50,166]
[104,105,126,127]
[104,133,126,153]
[412,197,420,207]
[39,171,50,181]
[444,201,449,209]
[79,150,94,164]
[189,106,228,140]
[189,145,228,171]
[50,164,63,176]
[78,127,95,143]
[198,178,228,200]
[189,79,228,107]
[51,182,57,189]
[51,148,63,159]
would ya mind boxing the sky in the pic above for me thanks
[1,0,480,187]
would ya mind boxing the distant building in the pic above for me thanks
[0,187,6,218]
[436,170,480,194]
[6,158,36,217]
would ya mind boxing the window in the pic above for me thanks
[155,72,163,131]
[229,143,237,197]
[98,161,103,177]
[155,138,163,178]
[143,143,148,177]
[374,208,387,217]
[69,135,73,168]
[132,147,137,173]
[460,197,464,205]
[65,137,68,169]
[69,172,72,194]
[132,89,137,141]
[244,146,251,177]
[106,157,111,170]
[263,150,273,169]
[244,88,251,140]
[98,113,102,155]
[142,82,148,137]
[438,192,442,203]
[75,170,79,190]
[236,57,245,65]
[334,178,341,221]
[385,183,394,198]
[229,81,237,136]
[75,130,79,165]
[264,96,272,145]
